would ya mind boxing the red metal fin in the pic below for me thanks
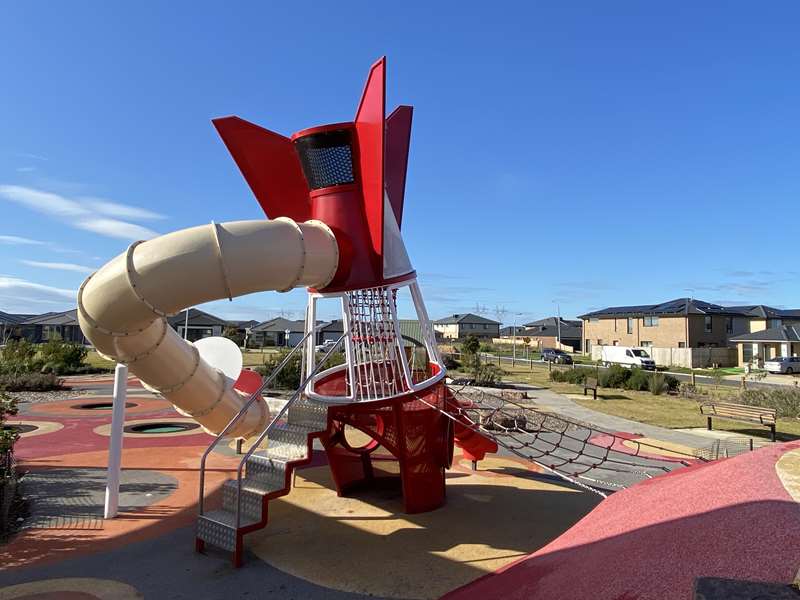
[213,116,310,222]
[385,105,413,229]
[354,57,386,259]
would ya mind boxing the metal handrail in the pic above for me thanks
[234,334,346,528]
[198,328,317,516]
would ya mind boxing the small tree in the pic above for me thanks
[0,340,39,375]
[222,326,245,348]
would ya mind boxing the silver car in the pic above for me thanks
[764,356,800,374]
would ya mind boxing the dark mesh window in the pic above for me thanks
[294,128,355,190]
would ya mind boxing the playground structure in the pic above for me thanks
[76,57,700,566]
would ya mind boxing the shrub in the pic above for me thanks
[600,365,631,389]
[649,372,666,395]
[625,368,650,391]
[1,392,18,477]
[255,350,346,390]
[738,387,800,419]
[664,374,680,393]
[0,372,64,392]
[474,363,504,386]
[549,367,594,385]
[0,340,40,375]
[39,339,88,375]
[442,354,461,370]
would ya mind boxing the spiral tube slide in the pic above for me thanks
[77,218,339,438]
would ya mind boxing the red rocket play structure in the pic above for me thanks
[213,57,496,515]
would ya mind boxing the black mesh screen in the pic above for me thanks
[294,128,356,190]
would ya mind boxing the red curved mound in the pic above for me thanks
[445,441,800,600]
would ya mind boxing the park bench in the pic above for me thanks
[583,376,598,400]
[700,402,777,442]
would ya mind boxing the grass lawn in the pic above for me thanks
[87,347,281,370]
[484,362,800,442]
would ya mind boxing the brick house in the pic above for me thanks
[579,298,800,354]
[433,313,500,340]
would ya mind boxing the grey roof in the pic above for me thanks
[434,313,500,325]
[22,309,79,326]
[250,317,305,333]
[523,316,581,329]
[579,298,800,319]
[0,311,25,325]
[228,319,259,329]
[166,308,229,327]
[730,325,800,343]
[319,319,344,332]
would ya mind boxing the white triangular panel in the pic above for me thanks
[382,190,413,279]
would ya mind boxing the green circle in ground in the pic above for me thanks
[124,422,199,434]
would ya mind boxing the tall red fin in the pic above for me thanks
[385,105,413,229]
[354,57,386,259]
[213,116,310,222]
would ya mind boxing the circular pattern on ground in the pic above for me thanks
[250,456,600,599]
[0,578,141,599]
[21,397,172,418]
[124,422,199,435]
[93,418,206,439]
[2,420,64,439]
[70,401,138,411]
[776,447,800,503]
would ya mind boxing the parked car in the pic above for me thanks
[764,356,800,375]
[315,339,338,353]
[541,348,573,364]
[600,346,656,370]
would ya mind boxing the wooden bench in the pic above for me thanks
[583,376,598,400]
[700,402,777,441]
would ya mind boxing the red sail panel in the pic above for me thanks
[213,116,310,222]
[354,57,386,260]
[385,105,413,229]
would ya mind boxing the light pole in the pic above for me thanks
[511,312,523,366]
[552,301,561,349]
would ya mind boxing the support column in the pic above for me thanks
[104,363,128,519]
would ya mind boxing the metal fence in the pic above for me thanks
[692,437,766,460]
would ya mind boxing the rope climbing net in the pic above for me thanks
[418,384,706,497]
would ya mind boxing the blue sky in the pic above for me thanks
[2,2,799,324]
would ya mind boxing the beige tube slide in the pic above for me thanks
[77,218,339,438]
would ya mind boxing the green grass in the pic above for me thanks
[490,362,800,442]
[86,347,281,370]
[85,351,116,371]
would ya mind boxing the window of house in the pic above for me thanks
[641,340,652,347]
[597,339,603,345]
[585,339,592,353]
[768,319,782,329]
[704,316,712,333]
[627,318,634,334]
[742,343,753,363]
[643,316,658,327]
[589,317,599,323]
[725,317,733,334]
[483,324,489,329]
[678,342,686,348]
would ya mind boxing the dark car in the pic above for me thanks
[541,348,573,364]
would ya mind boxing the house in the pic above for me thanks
[248,317,307,348]
[433,313,500,340]
[522,317,582,352]
[580,298,800,354]
[15,309,88,344]
[730,325,800,366]
[166,308,229,342]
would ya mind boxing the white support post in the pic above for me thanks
[104,363,128,519]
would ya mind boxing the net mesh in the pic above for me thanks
[346,287,409,401]
[419,385,706,496]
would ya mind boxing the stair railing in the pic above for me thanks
[198,327,318,516]
[234,334,346,529]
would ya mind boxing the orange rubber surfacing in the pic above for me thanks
[0,446,239,572]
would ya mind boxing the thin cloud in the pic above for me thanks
[20,260,95,274]
[15,152,47,161]
[0,235,46,245]
[81,197,166,221]
[0,276,76,300]
[15,167,36,173]
[0,184,161,241]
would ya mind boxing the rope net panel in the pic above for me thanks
[345,287,408,401]
[419,385,706,497]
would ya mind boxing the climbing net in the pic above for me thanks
[418,384,705,497]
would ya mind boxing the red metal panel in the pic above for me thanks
[384,105,413,229]
[212,116,311,222]
[354,57,386,260]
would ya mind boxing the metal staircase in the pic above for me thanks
[195,332,343,566]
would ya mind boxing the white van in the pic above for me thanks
[600,346,656,370]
